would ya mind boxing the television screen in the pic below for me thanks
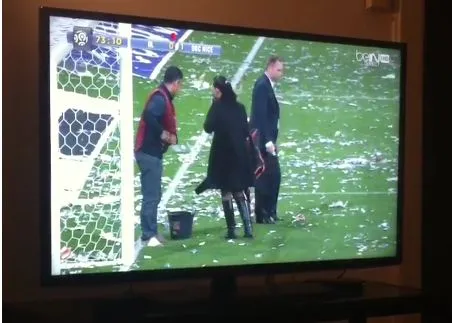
[45,11,404,278]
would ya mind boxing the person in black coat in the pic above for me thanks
[249,55,284,224]
[195,76,255,239]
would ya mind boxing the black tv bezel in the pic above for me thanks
[39,6,407,286]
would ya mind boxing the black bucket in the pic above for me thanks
[168,211,195,240]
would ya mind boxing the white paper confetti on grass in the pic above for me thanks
[329,201,348,208]
[126,93,399,262]
[292,214,306,223]
[279,141,298,148]
[357,245,368,253]
[382,73,396,79]
[378,222,390,231]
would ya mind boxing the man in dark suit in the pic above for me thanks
[250,56,284,224]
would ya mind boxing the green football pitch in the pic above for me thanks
[59,30,402,273]
[130,31,401,271]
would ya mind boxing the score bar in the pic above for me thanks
[67,31,222,56]
[133,38,222,56]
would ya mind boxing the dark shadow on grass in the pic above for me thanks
[190,226,225,237]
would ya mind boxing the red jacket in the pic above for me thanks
[135,87,178,154]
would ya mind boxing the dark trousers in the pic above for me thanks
[254,153,281,222]
[135,151,163,241]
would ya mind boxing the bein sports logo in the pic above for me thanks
[355,50,390,67]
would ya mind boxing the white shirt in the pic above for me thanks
[265,72,275,89]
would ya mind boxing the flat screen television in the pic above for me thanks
[39,7,406,286]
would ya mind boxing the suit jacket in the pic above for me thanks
[249,74,280,153]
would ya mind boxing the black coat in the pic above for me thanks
[195,99,255,194]
[249,74,280,152]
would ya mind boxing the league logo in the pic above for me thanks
[72,26,93,51]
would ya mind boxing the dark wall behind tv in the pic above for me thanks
[422,0,451,322]
[2,0,424,322]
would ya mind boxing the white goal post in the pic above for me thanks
[50,23,135,275]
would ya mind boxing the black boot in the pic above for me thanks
[235,197,253,238]
[262,209,276,224]
[271,210,281,222]
[222,199,237,239]
[255,192,275,224]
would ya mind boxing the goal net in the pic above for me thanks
[50,22,135,275]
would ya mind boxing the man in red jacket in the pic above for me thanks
[135,66,183,247]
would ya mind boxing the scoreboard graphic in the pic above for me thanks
[68,26,222,56]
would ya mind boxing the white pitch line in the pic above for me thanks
[279,191,396,196]
[130,36,266,264]
[281,94,399,101]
